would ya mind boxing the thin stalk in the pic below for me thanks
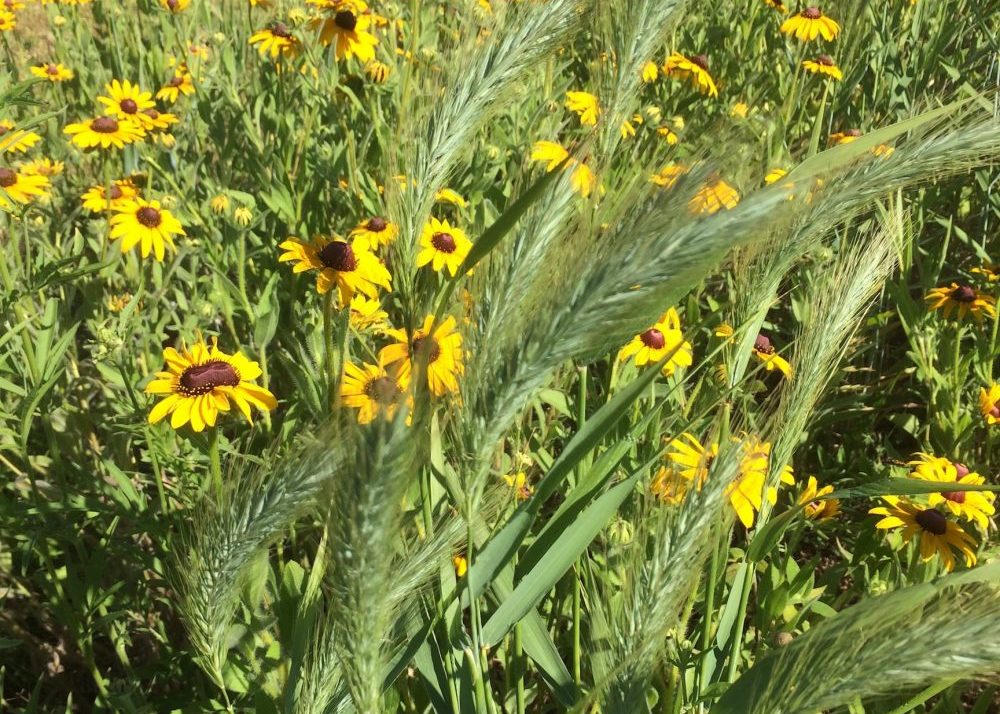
[207,428,222,499]
[885,679,957,714]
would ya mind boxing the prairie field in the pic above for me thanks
[2,0,1000,712]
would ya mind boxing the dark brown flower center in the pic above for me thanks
[334,10,357,31]
[364,376,400,405]
[802,7,822,19]
[46,63,59,75]
[951,284,977,303]
[0,125,7,136]
[109,184,124,200]
[953,462,970,478]
[817,54,834,66]
[943,491,967,504]
[168,75,185,87]
[120,98,138,114]
[915,508,947,536]
[431,231,457,253]
[179,360,240,396]
[317,241,357,272]
[91,116,120,133]
[0,167,16,188]
[144,109,160,120]
[412,335,441,363]
[754,334,775,355]
[167,0,179,8]
[367,216,387,232]
[691,54,709,71]
[991,406,1000,418]
[136,206,162,228]
[640,328,666,349]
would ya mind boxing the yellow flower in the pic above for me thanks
[829,129,862,145]
[81,179,140,213]
[109,199,185,261]
[379,315,464,397]
[453,555,468,578]
[651,466,690,505]
[98,79,158,130]
[530,140,596,198]
[278,235,391,305]
[650,163,684,188]
[0,121,41,154]
[19,158,64,177]
[234,206,253,226]
[340,361,410,424]
[617,308,693,376]
[417,217,472,277]
[30,63,74,82]
[313,1,378,61]
[434,188,468,208]
[0,166,50,208]
[751,333,792,380]
[798,476,840,520]
[146,338,277,432]
[728,438,795,528]
[210,194,230,214]
[689,177,739,214]
[249,22,301,59]
[925,282,997,322]
[971,264,999,283]
[656,125,679,144]
[641,60,659,82]
[365,60,391,83]
[979,384,1000,426]
[780,7,840,41]
[730,102,750,118]
[159,0,190,11]
[139,108,179,133]
[0,10,16,31]
[715,323,735,339]
[663,52,717,97]
[156,69,195,102]
[764,168,788,185]
[503,472,534,501]
[349,295,389,332]
[565,91,600,126]
[349,215,398,250]
[802,54,842,80]
[64,116,145,150]
[909,454,995,530]
[869,497,976,572]
[763,0,788,11]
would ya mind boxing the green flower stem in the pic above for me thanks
[207,428,222,500]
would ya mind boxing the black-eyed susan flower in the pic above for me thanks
[2,1,24,11]
[651,466,690,505]
[249,21,301,59]
[340,361,410,424]
[64,116,145,150]
[656,125,679,144]
[730,102,750,118]
[81,179,140,213]
[689,177,739,214]
[365,60,390,83]
[869,497,976,572]
[146,338,277,432]
[798,476,840,520]
[909,454,995,530]
[641,60,659,82]
[829,128,862,145]
[349,295,389,332]
[140,108,179,133]
[665,433,717,487]
[313,1,378,61]
[30,62,74,82]
[0,11,16,31]
[0,121,41,154]
[349,215,398,250]
[530,140,597,198]
[802,54,842,79]
[751,333,792,379]
[210,194,230,214]
[925,282,997,322]
[19,158,64,177]
[416,217,472,277]
[618,308,693,376]
[503,472,534,501]
[156,69,195,102]
[434,188,468,208]
[278,235,390,305]
[650,163,684,188]
[379,315,464,397]
[764,168,788,185]
[971,264,999,283]
[763,0,788,11]
[0,166,50,208]
[109,198,184,261]
[663,52,718,97]
[98,79,157,128]
[159,0,190,12]
[780,7,840,41]
[979,383,1000,425]
[565,90,600,125]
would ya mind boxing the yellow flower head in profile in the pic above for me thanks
[663,52,718,97]
[503,472,534,501]
[249,21,302,59]
[64,116,145,150]
[780,6,840,41]
[146,338,277,432]
[980,383,1000,426]
[763,0,788,11]
[751,333,792,380]
[641,60,659,83]
[365,60,391,83]
[156,68,195,102]
[0,10,16,32]
[109,198,185,261]
[19,158,64,177]
[565,90,600,126]
[0,166,50,208]
[869,497,976,572]
[798,476,840,520]
[0,121,41,154]
[349,295,389,332]
[802,54,842,80]
[313,1,378,61]
[435,187,468,208]
[30,63,75,82]
[689,177,739,214]
[530,140,597,198]
[234,206,253,226]
[278,235,391,305]
[909,454,995,530]
[417,217,472,277]
[350,215,398,250]
[971,263,999,283]
[650,163,685,188]
[98,79,159,129]
[159,0,190,12]
[340,361,410,424]
[81,179,140,213]
[210,194,230,215]
[379,315,464,397]
[830,129,862,145]
[764,168,788,185]
[453,554,468,578]
[925,282,997,322]
[618,308,693,376]
[730,102,750,118]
